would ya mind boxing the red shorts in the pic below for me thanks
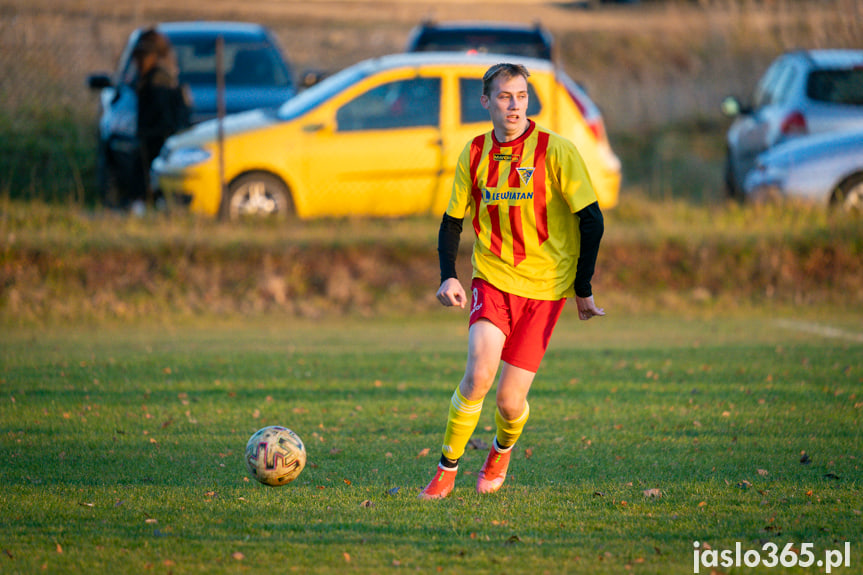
[469,278,566,373]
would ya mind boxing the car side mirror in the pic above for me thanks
[721,96,741,117]
[722,96,754,117]
[300,69,327,89]
[88,73,113,90]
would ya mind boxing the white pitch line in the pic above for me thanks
[775,319,863,343]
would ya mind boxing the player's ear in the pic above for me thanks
[480,94,489,110]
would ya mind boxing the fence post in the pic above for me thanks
[216,35,228,220]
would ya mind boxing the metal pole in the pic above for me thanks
[216,35,227,219]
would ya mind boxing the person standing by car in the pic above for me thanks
[419,63,605,500]
[131,29,191,214]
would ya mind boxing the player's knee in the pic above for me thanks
[496,398,525,421]
[461,367,496,398]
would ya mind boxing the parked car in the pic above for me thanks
[743,128,863,210]
[405,20,554,61]
[152,53,621,220]
[722,49,863,200]
[87,21,296,206]
[405,20,611,171]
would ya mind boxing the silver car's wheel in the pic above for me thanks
[227,173,293,220]
[833,173,863,212]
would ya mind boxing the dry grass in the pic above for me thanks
[3,0,862,127]
[2,198,861,325]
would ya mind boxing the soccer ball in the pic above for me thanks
[245,426,307,486]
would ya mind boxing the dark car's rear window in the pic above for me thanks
[807,68,863,105]
[411,30,551,60]
[168,32,293,89]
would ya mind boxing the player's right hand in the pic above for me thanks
[436,278,467,308]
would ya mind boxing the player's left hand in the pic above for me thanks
[575,295,605,321]
[437,277,467,309]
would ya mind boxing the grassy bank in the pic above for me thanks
[2,198,861,325]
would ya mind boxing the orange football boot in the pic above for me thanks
[476,442,512,494]
[418,465,457,500]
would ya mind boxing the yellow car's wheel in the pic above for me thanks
[227,173,293,221]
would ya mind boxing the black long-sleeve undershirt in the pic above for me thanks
[437,201,603,297]
[437,213,463,284]
[573,201,604,298]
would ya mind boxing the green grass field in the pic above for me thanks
[2,312,861,574]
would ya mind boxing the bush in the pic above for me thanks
[0,106,97,205]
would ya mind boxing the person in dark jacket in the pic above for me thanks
[130,28,190,213]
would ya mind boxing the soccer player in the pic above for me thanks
[419,63,605,500]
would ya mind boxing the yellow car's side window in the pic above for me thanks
[336,77,441,132]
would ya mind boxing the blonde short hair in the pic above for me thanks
[482,63,530,97]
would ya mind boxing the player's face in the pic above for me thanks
[481,74,529,143]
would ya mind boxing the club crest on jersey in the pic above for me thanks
[516,167,535,186]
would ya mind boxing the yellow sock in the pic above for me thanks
[495,402,529,449]
[441,387,484,462]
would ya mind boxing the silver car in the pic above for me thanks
[743,128,863,210]
[722,49,863,200]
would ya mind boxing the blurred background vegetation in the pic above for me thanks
[1,1,862,324]
[2,0,862,206]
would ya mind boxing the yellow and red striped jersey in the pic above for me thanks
[446,121,597,300]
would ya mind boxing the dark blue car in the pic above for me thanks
[87,21,296,207]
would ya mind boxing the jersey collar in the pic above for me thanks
[492,119,535,147]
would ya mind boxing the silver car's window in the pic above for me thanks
[807,68,863,105]
[336,77,441,131]
[459,78,541,124]
[770,65,798,106]
[753,60,786,109]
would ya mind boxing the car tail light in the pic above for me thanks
[780,111,807,135]
[588,117,606,142]
[564,83,605,142]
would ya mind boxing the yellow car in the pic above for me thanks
[153,53,620,219]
